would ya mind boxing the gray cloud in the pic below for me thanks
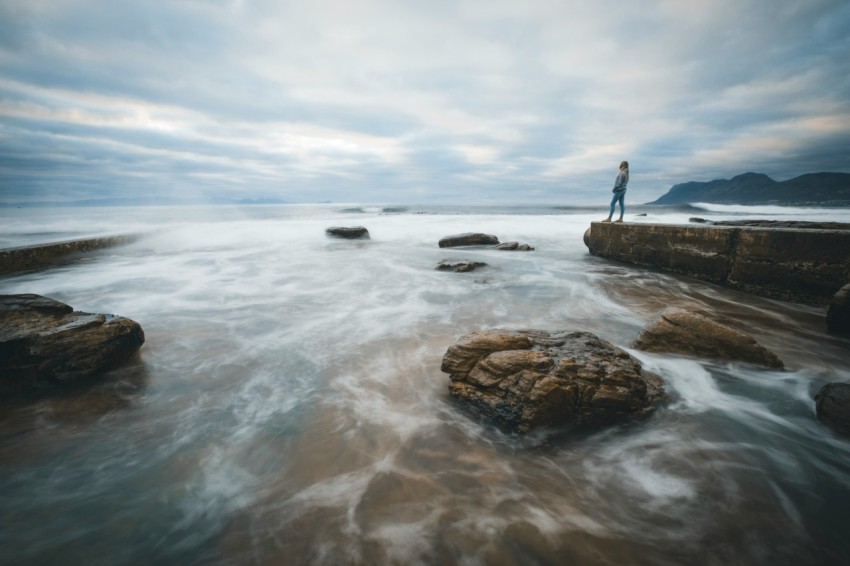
[1,0,849,206]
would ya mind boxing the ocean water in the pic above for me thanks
[1,203,849,565]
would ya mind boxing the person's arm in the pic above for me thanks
[613,171,627,190]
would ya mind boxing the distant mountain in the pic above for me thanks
[647,172,850,206]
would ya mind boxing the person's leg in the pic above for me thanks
[614,193,625,221]
[603,193,618,222]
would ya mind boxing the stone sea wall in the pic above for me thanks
[0,235,139,277]
[584,222,850,307]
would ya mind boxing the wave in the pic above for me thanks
[340,205,409,214]
[636,203,709,213]
[689,202,850,221]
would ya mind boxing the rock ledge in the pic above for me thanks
[633,308,783,368]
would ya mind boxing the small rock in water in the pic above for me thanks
[325,226,370,239]
[435,260,487,273]
[438,233,499,248]
[0,294,145,398]
[495,241,535,251]
[441,329,665,433]
[827,283,850,335]
[815,383,850,436]
[633,307,783,368]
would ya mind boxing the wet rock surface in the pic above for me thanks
[827,283,850,335]
[441,329,665,433]
[0,294,145,398]
[438,233,499,248]
[633,308,783,368]
[815,383,850,436]
[325,226,370,239]
[435,260,487,273]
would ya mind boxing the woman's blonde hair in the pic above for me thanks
[620,161,629,170]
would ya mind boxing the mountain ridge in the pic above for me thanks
[648,172,850,206]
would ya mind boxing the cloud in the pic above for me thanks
[1,0,848,205]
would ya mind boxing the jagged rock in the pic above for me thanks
[435,261,487,273]
[633,308,783,368]
[438,233,499,248]
[0,294,145,398]
[827,283,850,335]
[496,242,535,251]
[815,383,850,436]
[325,226,370,239]
[441,329,665,433]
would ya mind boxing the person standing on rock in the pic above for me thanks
[603,161,629,223]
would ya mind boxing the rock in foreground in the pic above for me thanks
[815,383,850,436]
[441,329,665,433]
[0,294,145,398]
[633,308,783,368]
[438,233,499,248]
[325,226,370,239]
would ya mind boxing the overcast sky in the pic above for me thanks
[1,0,849,205]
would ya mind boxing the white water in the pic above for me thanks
[1,204,849,564]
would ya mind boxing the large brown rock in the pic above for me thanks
[827,283,850,335]
[0,294,145,397]
[441,329,665,433]
[633,308,783,368]
[815,383,850,436]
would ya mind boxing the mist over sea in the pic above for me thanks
[2,203,850,564]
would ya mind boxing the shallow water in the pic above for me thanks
[1,204,850,565]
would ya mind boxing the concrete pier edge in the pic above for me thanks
[584,222,850,307]
[0,234,141,277]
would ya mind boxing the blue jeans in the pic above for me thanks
[609,191,625,218]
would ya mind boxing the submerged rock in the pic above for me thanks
[633,308,783,368]
[495,241,535,251]
[435,260,487,273]
[827,283,850,335]
[325,226,370,239]
[0,294,145,398]
[438,233,499,248]
[441,329,665,433]
[815,383,850,436]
